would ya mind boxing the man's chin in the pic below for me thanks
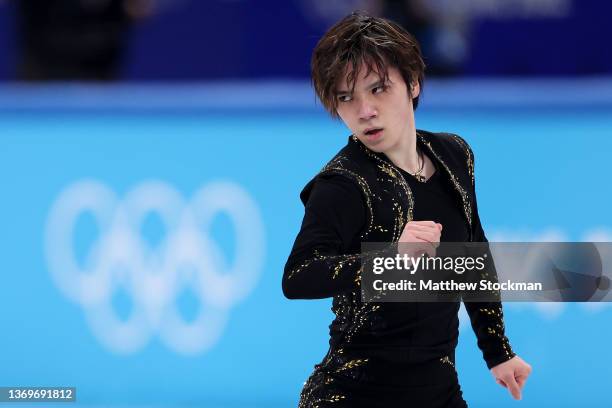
[364,139,386,152]
[355,135,388,152]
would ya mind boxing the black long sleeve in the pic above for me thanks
[462,159,516,369]
[282,175,366,299]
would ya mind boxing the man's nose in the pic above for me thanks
[358,97,377,121]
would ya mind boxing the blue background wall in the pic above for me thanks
[1,0,612,80]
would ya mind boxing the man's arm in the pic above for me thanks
[463,192,516,369]
[282,175,366,299]
[457,136,532,400]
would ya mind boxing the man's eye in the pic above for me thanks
[373,85,387,94]
[338,95,352,102]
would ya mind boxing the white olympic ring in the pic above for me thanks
[44,179,265,355]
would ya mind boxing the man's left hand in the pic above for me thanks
[490,355,532,400]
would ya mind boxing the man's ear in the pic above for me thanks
[410,81,421,98]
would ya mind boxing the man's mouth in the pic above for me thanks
[364,128,384,139]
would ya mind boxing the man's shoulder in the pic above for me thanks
[418,129,474,160]
[299,136,373,205]
[313,135,377,176]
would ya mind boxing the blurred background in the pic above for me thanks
[0,0,611,407]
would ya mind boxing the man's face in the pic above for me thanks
[335,63,419,153]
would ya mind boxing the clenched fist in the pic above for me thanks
[398,220,442,257]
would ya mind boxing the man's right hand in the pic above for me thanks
[398,220,442,257]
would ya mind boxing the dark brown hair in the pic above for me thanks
[311,12,426,118]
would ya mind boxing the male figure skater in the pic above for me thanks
[283,12,532,407]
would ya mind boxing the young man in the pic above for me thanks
[283,12,531,407]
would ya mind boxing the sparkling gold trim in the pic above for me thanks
[440,355,455,369]
[448,133,475,187]
[417,132,473,238]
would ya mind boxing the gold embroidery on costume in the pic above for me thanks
[319,154,380,239]
[336,358,369,372]
[298,371,347,408]
[286,250,361,281]
[354,135,415,240]
[448,133,475,187]
[440,355,455,369]
[478,307,514,359]
[418,133,473,236]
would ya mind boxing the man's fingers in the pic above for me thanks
[404,221,443,234]
[405,224,442,234]
[490,357,531,401]
[516,362,532,388]
[413,234,441,251]
[407,220,438,226]
[410,221,443,229]
[413,231,439,244]
[503,375,522,400]
[413,239,435,257]
[398,240,433,257]
[516,374,528,388]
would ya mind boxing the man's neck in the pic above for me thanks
[384,128,420,174]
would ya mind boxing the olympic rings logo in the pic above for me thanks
[44,180,265,355]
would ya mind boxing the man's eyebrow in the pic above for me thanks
[335,88,350,95]
[335,79,387,95]
[367,79,386,89]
